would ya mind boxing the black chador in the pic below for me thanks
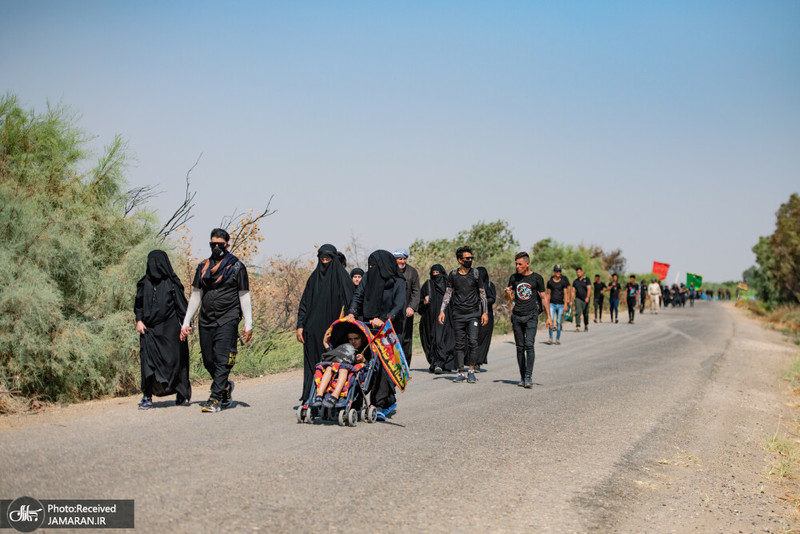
[475,266,496,367]
[297,244,354,402]
[347,250,406,409]
[134,250,192,403]
[418,264,456,372]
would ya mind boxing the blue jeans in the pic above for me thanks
[549,303,564,340]
[609,298,619,321]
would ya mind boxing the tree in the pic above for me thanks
[749,193,800,304]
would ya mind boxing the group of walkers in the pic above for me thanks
[132,231,704,418]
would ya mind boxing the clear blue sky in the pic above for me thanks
[3,1,799,281]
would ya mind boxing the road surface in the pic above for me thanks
[1,303,796,532]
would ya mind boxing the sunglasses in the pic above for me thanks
[461,256,473,261]
[209,241,226,248]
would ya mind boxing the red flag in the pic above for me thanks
[652,261,670,280]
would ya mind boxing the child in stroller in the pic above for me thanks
[296,318,380,426]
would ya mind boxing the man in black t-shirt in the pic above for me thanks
[603,273,622,323]
[571,267,592,332]
[546,264,570,345]
[505,252,552,389]
[181,228,253,413]
[593,274,607,323]
[625,275,639,324]
[438,246,487,384]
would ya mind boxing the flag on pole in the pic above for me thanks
[687,272,703,288]
[652,261,670,280]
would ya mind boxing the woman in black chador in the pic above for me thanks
[346,250,406,420]
[134,250,192,409]
[296,244,354,403]
[475,266,495,370]
[418,264,456,373]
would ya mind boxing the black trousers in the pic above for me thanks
[594,297,604,320]
[627,298,636,322]
[511,313,538,379]
[402,314,414,365]
[199,321,238,400]
[452,314,480,370]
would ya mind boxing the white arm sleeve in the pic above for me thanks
[239,290,253,331]
[181,289,203,329]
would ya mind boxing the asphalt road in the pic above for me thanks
[1,303,791,532]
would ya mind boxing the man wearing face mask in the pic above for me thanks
[438,246,488,385]
[181,228,253,413]
[296,244,354,404]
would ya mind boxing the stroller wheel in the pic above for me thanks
[337,409,347,426]
[303,407,313,424]
[296,406,305,423]
[348,408,358,427]
[366,406,378,424]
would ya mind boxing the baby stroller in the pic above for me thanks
[296,317,381,426]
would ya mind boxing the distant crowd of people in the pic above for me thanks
[133,230,723,420]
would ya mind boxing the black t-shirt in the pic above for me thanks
[192,261,249,328]
[446,269,482,316]
[546,276,570,305]
[608,280,621,299]
[625,282,638,301]
[508,272,546,316]
[573,276,591,300]
[593,281,607,301]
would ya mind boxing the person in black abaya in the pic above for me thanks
[475,266,496,369]
[346,250,406,419]
[418,264,456,373]
[296,244,354,403]
[134,250,192,409]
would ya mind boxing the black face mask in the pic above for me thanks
[211,244,227,261]
[461,259,473,269]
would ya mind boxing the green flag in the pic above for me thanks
[687,272,702,288]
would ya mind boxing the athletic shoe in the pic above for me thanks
[453,374,467,384]
[376,410,386,421]
[310,395,323,408]
[524,378,533,389]
[517,380,525,387]
[322,394,335,409]
[467,370,477,384]
[202,398,221,413]
[221,380,235,408]
[138,396,153,410]
[434,366,443,375]
[382,404,397,418]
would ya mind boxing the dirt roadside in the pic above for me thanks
[606,303,800,532]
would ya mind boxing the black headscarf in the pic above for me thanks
[137,250,188,325]
[350,267,364,278]
[363,250,402,320]
[430,263,447,296]
[303,244,353,316]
